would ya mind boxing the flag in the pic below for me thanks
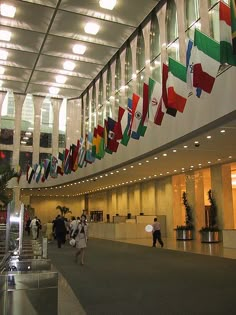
[85,132,96,163]
[35,163,43,183]
[78,137,86,168]
[167,57,188,113]
[72,140,80,171]
[186,38,202,97]
[114,106,126,142]
[148,77,165,126]
[220,1,236,65]
[50,155,58,178]
[130,93,143,140]
[121,98,132,146]
[27,166,34,184]
[57,151,64,175]
[137,83,149,137]
[162,63,177,117]
[44,159,51,180]
[230,0,236,54]
[105,117,119,153]
[63,148,71,174]
[191,29,220,94]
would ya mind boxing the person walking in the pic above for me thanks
[74,214,88,265]
[152,218,164,248]
[30,216,39,240]
[53,215,67,248]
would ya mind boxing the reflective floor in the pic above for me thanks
[117,237,236,260]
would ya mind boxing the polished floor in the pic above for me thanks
[56,236,236,315]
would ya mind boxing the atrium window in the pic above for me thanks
[0,150,12,167]
[150,14,161,83]
[105,65,112,118]
[185,0,201,39]
[91,85,97,130]
[58,98,67,148]
[98,75,104,126]
[85,92,89,134]
[20,94,34,147]
[166,0,179,60]
[40,97,53,148]
[125,41,133,102]
[136,29,145,96]
[115,53,121,118]
[19,151,32,173]
[0,91,15,145]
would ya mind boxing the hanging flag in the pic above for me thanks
[148,77,165,126]
[78,137,86,168]
[44,159,51,180]
[72,139,80,171]
[220,1,236,65]
[121,98,132,146]
[191,29,220,94]
[230,0,236,54]
[35,164,43,183]
[137,83,149,137]
[167,57,188,113]
[50,155,58,178]
[64,148,71,174]
[85,132,96,163]
[130,93,143,140]
[27,166,34,184]
[162,63,177,117]
[105,117,119,153]
[114,106,126,142]
[57,151,64,175]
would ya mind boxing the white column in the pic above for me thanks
[51,98,62,157]
[66,99,81,147]
[33,96,44,165]
[12,94,26,168]
[0,92,6,129]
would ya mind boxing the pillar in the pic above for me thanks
[32,96,44,165]
[51,98,61,157]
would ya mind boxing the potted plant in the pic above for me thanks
[199,189,220,243]
[56,205,71,217]
[175,192,194,240]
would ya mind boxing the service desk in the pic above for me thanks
[222,229,236,248]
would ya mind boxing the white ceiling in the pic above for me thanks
[0,0,160,98]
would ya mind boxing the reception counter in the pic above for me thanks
[89,215,166,240]
[222,229,236,249]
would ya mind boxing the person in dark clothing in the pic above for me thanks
[152,218,164,248]
[25,218,31,236]
[53,215,67,248]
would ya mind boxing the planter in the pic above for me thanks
[200,231,220,243]
[175,229,193,241]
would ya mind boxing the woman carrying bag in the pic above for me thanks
[74,214,88,265]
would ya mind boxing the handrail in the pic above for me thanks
[0,253,12,273]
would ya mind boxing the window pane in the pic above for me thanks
[115,54,121,116]
[0,150,12,167]
[137,69,145,96]
[91,85,96,129]
[125,42,132,83]
[21,94,34,147]
[19,152,32,173]
[167,39,180,61]
[40,97,53,148]
[58,98,67,148]
[105,66,112,118]
[150,14,160,61]
[39,153,51,164]
[0,91,15,145]
[136,30,145,72]
[150,55,161,83]
[209,3,220,41]
[98,76,103,126]
[186,0,200,29]
[166,0,178,44]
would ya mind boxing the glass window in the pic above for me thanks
[58,98,67,148]
[81,97,85,136]
[136,29,145,95]
[91,85,97,129]
[115,53,121,117]
[20,94,34,147]
[39,152,51,165]
[105,66,112,118]
[0,150,13,167]
[85,92,89,134]
[98,75,103,126]
[40,97,53,148]
[209,3,220,41]
[0,91,15,145]
[19,152,32,173]
[150,14,160,61]
[150,55,161,83]
[125,42,133,101]
[186,0,200,29]
[166,0,179,60]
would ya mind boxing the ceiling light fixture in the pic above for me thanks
[206,136,212,139]
[99,0,116,10]
[0,4,16,18]
[63,60,75,71]
[73,44,87,55]
[49,87,59,95]
[55,75,67,84]
[0,30,11,41]
[0,80,3,87]
[220,129,225,133]
[0,49,8,60]
[84,22,100,35]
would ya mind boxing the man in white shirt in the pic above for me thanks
[30,216,39,240]
[152,218,164,248]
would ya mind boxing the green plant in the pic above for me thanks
[175,192,194,230]
[0,164,18,205]
[200,189,219,232]
[56,205,71,216]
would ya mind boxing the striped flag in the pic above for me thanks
[230,0,236,54]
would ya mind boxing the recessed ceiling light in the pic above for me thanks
[0,30,11,41]
[49,87,59,95]
[174,170,177,172]
[73,44,87,55]
[181,167,185,170]
[146,160,149,163]
[220,129,225,133]
[0,4,16,18]
[217,158,221,161]
[0,66,5,74]
[0,49,8,60]
[123,168,126,171]
[163,153,167,157]
[208,161,211,164]
[99,0,116,10]
[0,80,3,87]
[206,136,211,139]
[63,60,75,71]
[173,149,177,153]
[84,22,100,35]
[198,163,202,166]
[154,157,158,160]
[160,173,163,176]
[130,166,134,168]
[229,156,232,159]
[138,162,142,165]
[55,75,67,84]
[184,145,188,148]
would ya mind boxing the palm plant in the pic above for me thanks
[175,192,194,230]
[56,205,71,216]
[0,164,18,205]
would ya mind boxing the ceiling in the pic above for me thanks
[0,0,159,99]
[20,117,236,198]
